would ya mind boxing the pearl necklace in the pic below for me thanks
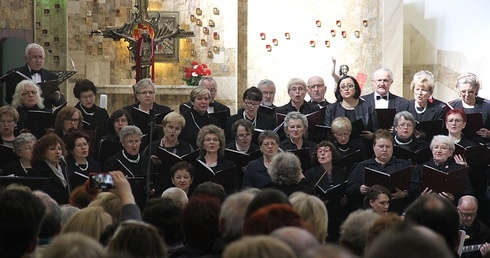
[122,150,140,163]
[75,159,89,171]
[415,102,427,114]
[394,136,413,146]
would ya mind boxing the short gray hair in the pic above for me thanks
[219,191,255,238]
[161,187,189,208]
[25,43,44,56]
[257,79,276,89]
[119,125,143,143]
[133,78,155,94]
[373,67,393,82]
[268,152,302,186]
[284,111,308,138]
[393,111,416,128]
[13,133,37,154]
[430,135,455,151]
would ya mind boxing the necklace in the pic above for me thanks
[243,111,257,126]
[79,105,94,116]
[394,136,413,146]
[415,102,427,114]
[122,150,140,163]
[20,160,28,174]
[337,143,350,152]
[75,159,89,171]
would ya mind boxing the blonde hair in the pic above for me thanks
[88,192,122,224]
[289,192,328,243]
[223,235,296,258]
[41,232,106,258]
[62,206,113,240]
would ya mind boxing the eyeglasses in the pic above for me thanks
[334,132,350,138]
[204,137,219,143]
[397,123,414,128]
[339,84,355,90]
[137,91,155,95]
[413,88,429,94]
[28,55,45,61]
[0,120,15,125]
[290,87,306,92]
[21,91,38,96]
[307,84,325,89]
[458,209,477,219]
[237,133,252,140]
[244,101,260,108]
[65,118,80,124]
[316,148,331,154]
[80,93,95,100]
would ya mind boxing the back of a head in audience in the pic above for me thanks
[192,182,226,203]
[365,224,454,258]
[142,197,183,248]
[60,205,81,226]
[161,187,189,208]
[219,191,255,238]
[302,244,358,258]
[107,220,167,258]
[223,235,296,258]
[41,232,106,258]
[404,193,460,254]
[243,203,305,236]
[365,212,403,251]
[244,188,290,221]
[88,192,122,224]
[62,206,113,241]
[182,195,221,253]
[69,181,100,208]
[339,209,380,256]
[289,191,328,243]
[270,226,319,257]
[0,188,45,258]
[33,191,62,242]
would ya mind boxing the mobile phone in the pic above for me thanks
[89,173,115,189]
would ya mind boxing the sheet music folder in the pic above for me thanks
[393,145,431,165]
[462,113,484,138]
[365,166,412,192]
[0,176,51,191]
[454,143,488,167]
[376,108,396,130]
[421,165,468,196]
[193,160,238,194]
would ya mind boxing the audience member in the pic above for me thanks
[192,181,227,203]
[244,188,290,221]
[339,209,380,256]
[243,203,306,235]
[289,191,328,243]
[271,226,319,257]
[223,235,296,258]
[107,219,167,258]
[32,190,62,256]
[41,232,106,258]
[0,188,45,258]
[267,152,315,196]
[142,197,184,256]
[62,206,113,240]
[161,187,189,208]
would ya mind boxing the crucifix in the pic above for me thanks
[91,0,194,82]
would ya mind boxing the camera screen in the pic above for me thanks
[90,173,114,189]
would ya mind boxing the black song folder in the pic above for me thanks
[365,166,412,192]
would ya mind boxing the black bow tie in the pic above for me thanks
[209,102,215,107]
[30,70,41,75]
[376,95,388,100]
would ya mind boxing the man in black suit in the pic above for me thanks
[361,67,408,111]
[4,43,65,108]
[179,76,230,128]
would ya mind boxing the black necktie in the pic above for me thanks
[209,102,215,107]
[30,70,40,75]
[376,95,388,100]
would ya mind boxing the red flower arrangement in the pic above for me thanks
[183,60,212,86]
